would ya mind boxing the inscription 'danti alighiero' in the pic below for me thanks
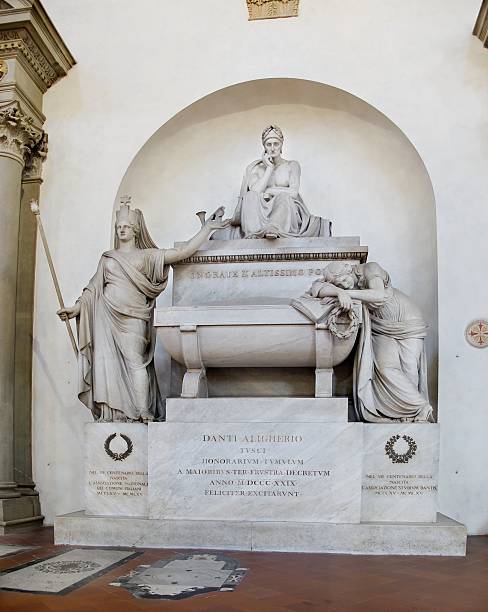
[172,432,332,499]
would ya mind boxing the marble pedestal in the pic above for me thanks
[55,398,466,556]
[55,512,467,556]
[0,495,43,534]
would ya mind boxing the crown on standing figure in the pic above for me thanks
[116,196,139,226]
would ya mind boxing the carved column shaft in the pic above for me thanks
[0,147,23,499]
[15,139,46,495]
[0,103,44,530]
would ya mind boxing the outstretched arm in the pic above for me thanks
[164,208,230,265]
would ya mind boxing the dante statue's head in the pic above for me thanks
[262,124,284,159]
[322,262,357,290]
[262,124,284,145]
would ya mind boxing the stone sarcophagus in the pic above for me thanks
[155,301,362,398]
[156,236,366,398]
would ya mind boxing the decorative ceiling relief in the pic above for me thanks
[246,0,299,21]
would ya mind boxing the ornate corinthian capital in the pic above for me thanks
[0,100,44,166]
[23,131,47,181]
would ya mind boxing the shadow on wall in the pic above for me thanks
[113,78,438,411]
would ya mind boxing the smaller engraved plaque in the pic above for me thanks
[361,424,439,523]
[85,423,148,517]
[465,319,488,348]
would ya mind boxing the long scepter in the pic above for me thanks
[30,200,78,356]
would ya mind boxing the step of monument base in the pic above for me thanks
[54,511,466,556]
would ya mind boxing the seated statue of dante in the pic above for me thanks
[214,125,331,239]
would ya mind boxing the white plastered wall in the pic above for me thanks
[34,0,488,533]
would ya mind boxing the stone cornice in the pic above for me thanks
[0,28,56,89]
[180,249,368,265]
[0,1,75,91]
[0,99,44,165]
[474,0,488,48]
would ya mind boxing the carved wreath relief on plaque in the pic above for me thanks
[465,319,488,348]
[385,435,417,464]
[104,433,133,461]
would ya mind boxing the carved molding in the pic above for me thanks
[473,0,488,48]
[0,28,57,88]
[179,250,368,265]
[246,0,299,21]
[0,100,44,166]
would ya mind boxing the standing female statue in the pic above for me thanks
[308,261,433,423]
[227,125,331,239]
[57,204,229,422]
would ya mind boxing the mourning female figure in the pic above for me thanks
[308,261,434,423]
[57,204,228,422]
[227,125,331,239]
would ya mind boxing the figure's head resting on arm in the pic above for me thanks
[322,262,357,290]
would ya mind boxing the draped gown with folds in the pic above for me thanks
[77,248,168,422]
[353,265,433,423]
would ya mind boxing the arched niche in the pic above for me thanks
[114,78,438,407]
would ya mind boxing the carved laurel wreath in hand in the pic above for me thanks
[385,435,417,464]
[326,306,360,340]
[104,433,133,461]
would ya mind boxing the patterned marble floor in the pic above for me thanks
[0,545,34,559]
[0,528,487,610]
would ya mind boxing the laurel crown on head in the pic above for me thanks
[262,124,284,144]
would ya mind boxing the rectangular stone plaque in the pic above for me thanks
[85,423,148,517]
[361,424,439,523]
[148,422,362,523]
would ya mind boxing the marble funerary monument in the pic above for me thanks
[54,125,466,556]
